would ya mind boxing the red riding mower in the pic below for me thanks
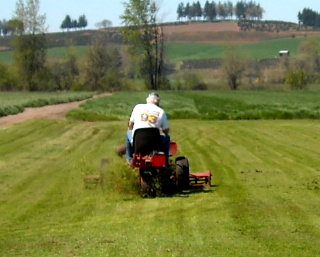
[131,128,211,197]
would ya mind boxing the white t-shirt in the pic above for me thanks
[129,103,169,140]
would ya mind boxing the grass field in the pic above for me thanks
[0,46,90,65]
[165,36,313,61]
[0,117,319,256]
[67,90,320,121]
[1,35,318,65]
[0,91,95,117]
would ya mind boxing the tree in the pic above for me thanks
[177,2,185,20]
[84,40,111,90]
[0,63,17,91]
[204,1,210,20]
[15,0,46,34]
[226,1,233,19]
[285,69,307,90]
[6,19,24,35]
[1,20,8,36]
[49,47,79,90]
[217,2,227,19]
[204,1,217,21]
[222,44,246,90]
[78,14,88,29]
[296,37,320,83]
[235,1,246,19]
[95,19,112,29]
[195,1,202,20]
[121,0,166,90]
[13,0,47,91]
[61,15,71,31]
[83,35,122,91]
[298,8,320,27]
[185,3,191,20]
[71,19,78,30]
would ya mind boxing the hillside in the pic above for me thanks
[1,21,320,51]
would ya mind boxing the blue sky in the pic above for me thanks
[1,0,320,32]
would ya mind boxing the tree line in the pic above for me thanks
[0,0,168,92]
[0,0,124,92]
[0,19,24,36]
[2,0,320,93]
[60,14,88,31]
[0,15,88,36]
[298,8,320,27]
[177,0,264,21]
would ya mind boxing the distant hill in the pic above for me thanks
[163,21,320,42]
[0,29,122,51]
[1,20,320,51]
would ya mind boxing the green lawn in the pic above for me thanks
[0,118,319,256]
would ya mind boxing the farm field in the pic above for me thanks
[0,46,90,65]
[67,90,320,121]
[0,117,319,256]
[1,35,319,65]
[165,36,314,61]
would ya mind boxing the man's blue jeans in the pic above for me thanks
[125,130,170,163]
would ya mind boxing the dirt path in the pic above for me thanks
[0,93,111,129]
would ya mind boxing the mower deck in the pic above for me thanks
[189,171,212,187]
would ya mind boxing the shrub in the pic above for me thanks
[0,63,17,91]
[285,69,308,89]
[182,72,207,90]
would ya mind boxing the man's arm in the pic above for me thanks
[161,112,169,134]
[128,121,134,130]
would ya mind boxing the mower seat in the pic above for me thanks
[133,128,164,156]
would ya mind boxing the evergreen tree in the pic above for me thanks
[60,15,71,30]
[195,1,202,20]
[226,1,233,19]
[298,8,320,27]
[185,3,191,20]
[235,1,246,19]
[78,14,88,29]
[71,19,78,30]
[177,2,185,20]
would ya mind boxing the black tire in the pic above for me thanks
[139,169,157,198]
[175,157,190,191]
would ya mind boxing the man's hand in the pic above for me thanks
[163,128,169,134]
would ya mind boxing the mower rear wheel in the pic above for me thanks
[175,156,190,191]
[139,169,158,198]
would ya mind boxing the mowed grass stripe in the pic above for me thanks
[173,120,320,255]
[172,120,272,254]
[208,120,320,253]
[247,121,319,174]
[0,120,125,233]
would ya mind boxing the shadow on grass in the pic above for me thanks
[169,184,218,198]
